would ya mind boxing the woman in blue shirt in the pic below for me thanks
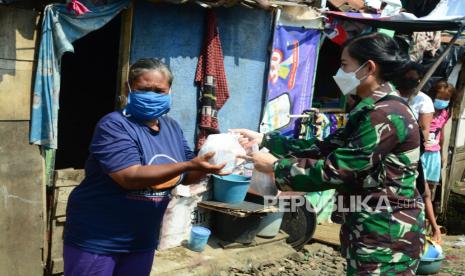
[64,58,226,276]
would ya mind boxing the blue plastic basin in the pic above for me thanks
[212,174,251,204]
[188,226,211,252]
[416,255,445,275]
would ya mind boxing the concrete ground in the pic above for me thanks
[151,234,295,276]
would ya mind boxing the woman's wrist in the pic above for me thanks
[184,160,197,171]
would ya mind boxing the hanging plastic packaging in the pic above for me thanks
[249,145,279,196]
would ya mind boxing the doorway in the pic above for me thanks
[55,14,122,170]
[45,14,122,275]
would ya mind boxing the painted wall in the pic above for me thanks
[130,1,272,147]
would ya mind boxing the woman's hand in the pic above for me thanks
[188,152,229,175]
[432,225,442,244]
[239,152,278,173]
[230,129,265,150]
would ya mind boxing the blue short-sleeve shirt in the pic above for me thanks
[64,111,195,254]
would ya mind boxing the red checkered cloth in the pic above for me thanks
[195,9,229,150]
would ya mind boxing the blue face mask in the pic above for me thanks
[434,99,449,110]
[125,86,172,121]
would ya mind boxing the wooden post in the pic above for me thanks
[115,0,134,110]
[442,59,465,218]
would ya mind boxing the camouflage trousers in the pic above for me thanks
[346,259,420,276]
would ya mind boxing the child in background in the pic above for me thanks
[422,80,455,200]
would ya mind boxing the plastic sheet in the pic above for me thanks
[422,44,465,93]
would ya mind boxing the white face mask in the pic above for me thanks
[333,62,368,95]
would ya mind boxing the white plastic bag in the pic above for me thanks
[249,146,278,196]
[198,133,246,173]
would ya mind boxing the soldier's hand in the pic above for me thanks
[238,152,277,173]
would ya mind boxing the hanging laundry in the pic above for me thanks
[314,113,331,140]
[410,31,442,63]
[295,112,348,140]
[295,110,313,140]
[195,9,229,150]
[67,0,91,15]
[324,17,348,45]
[328,114,338,134]
[324,16,373,46]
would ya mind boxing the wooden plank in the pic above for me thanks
[311,223,341,247]
[198,201,278,217]
[54,169,85,187]
[452,181,465,196]
[50,219,65,275]
[0,7,38,121]
[115,1,134,109]
[440,117,453,213]
[51,258,64,275]
[443,62,465,215]
[53,186,76,218]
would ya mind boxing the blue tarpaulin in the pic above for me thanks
[30,0,129,149]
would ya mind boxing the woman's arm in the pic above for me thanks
[418,112,433,142]
[109,152,225,190]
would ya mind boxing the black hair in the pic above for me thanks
[344,33,411,83]
[402,61,426,78]
[128,58,173,86]
[391,61,425,90]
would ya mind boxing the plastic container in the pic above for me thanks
[214,212,263,244]
[257,211,284,238]
[245,193,283,238]
[250,169,278,196]
[423,239,443,259]
[188,226,211,252]
[416,255,445,275]
[212,174,251,204]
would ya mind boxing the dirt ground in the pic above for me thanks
[220,235,465,276]
[439,235,465,276]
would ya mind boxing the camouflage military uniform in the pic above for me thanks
[263,88,426,275]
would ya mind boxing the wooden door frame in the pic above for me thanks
[115,0,134,110]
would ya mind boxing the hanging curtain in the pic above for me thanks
[30,0,129,149]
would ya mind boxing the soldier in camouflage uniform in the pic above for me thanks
[235,33,425,275]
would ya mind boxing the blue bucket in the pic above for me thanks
[188,226,211,252]
[212,174,251,204]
